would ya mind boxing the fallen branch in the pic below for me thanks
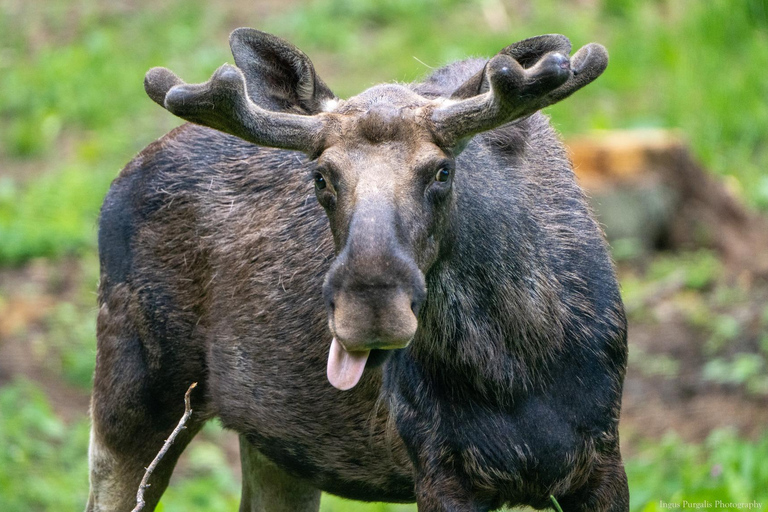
[131,382,197,512]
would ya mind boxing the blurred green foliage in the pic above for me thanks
[41,258,100,391]
[1,0,768,263]
[44,299,97,389]
[0,1,231,263]
[0,380,90,511]
[629,347,680,379]
[621,247,768,399]
[627,430,768,511]
[703,353,768,396]
[647,250,723,291]
[158,423,242,512]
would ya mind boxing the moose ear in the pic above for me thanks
[229,28,337,114]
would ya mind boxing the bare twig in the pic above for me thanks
[131,382,197,512]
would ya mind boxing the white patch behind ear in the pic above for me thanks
[321,98,341,112]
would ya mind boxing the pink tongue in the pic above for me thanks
[327,337,370,391]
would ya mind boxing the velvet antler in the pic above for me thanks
[431,35,608,147]
[144,64,325,153]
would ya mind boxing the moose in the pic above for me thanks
[87,28,628,512]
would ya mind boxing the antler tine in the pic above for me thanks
[545,43,609,104]
[144,64,325,154]
[431,42,608,147]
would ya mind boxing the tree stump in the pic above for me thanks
[566,129,768,276]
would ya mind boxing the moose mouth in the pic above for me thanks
[327,338,407,390]
[324,289,420,391]
[327,337,371,391]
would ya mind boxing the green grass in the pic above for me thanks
[0,380,90,511]
[0,1,227,263]
[627,430,768,511]
[38,255,101,390]
[1,0,768,264]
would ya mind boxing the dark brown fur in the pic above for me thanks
[87,29,627,512]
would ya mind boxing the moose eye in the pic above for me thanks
[435,166,451,183]
[314,173,327,190]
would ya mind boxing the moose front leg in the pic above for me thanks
[86,283,209,512]
[238,436,321,512]
[413,468,491,512]
[86,387,206,512]
[555,451,629,512]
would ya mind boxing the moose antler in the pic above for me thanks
[431,37,608,146]
[144,63,325,153]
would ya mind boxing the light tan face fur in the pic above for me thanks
[314,94,455,354]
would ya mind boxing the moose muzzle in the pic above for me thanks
[323,204,426,390]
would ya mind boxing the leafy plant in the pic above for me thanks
[0,379,90,511]
[626,429,768,511]
[647,250,723,291]
[703,354,768,396]
[630,347,680,379]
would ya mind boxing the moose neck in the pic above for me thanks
[408,252,567,402]
[401,127,571,401]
